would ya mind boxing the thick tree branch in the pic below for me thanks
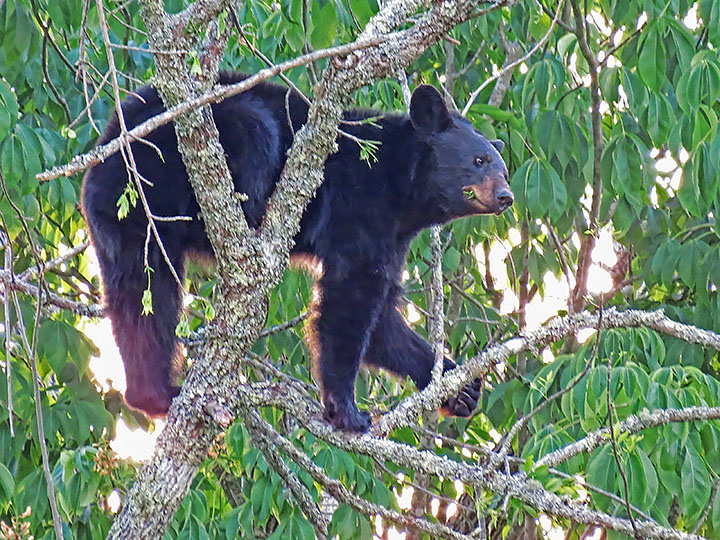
[233,377,706,540]
[260,0,492,250]
[374,308,720,434]
[243,412,329,537]
[106,1,499,538]
[174,0,226,28]
[242,408,478,540]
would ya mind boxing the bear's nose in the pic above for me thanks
[495,188,514,208]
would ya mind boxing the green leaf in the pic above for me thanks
[642,92,673,146]
[611,138,630,194]
[586,446,616,510]
[680,444,711,521]
[443,246,461,272]
[310,0,338,50]
[510,158,567,219]
[678,158,703,217]
[534,111,576,168]
[329,504,372,540]
[329,503,354,539]
[284,20,305,52]
[36,319,70,374]
[634,450,658,509]
[469,103,522,128]
[693,105,718,149]
[1,134,25,188]
[348,0,377,27]
[701,0,720,46]
[676,51,720,114]
[600,66,620,105]
[0,463,14,499]
[0,79,18,140]
[620,68,648,110]
[638,25,665,91]
[14,470,49,527]
[712,485,720,531]
[667,19,695,68]
[534,60,554,107]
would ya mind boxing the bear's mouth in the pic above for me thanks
[462,185,496,214]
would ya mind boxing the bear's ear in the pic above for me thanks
[410,85,453,136]
[491,139,505,153]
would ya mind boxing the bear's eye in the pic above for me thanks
[474,157,486,167]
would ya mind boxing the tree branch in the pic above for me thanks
[0,268,103,317]
[536,406,720,470]
[36,38,388,183]
[106,1,499,538]
[234,377,707,540]
[568,0,604,314]
[374,308,720,434]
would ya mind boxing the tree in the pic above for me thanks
[1,0,720,538]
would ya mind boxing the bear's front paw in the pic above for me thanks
[323,397,372,432]
[440,378,482,418]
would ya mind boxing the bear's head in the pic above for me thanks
[409,85,513,221]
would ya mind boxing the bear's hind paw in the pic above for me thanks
[125,384,181,418]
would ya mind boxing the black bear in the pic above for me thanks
[82,72,513,432]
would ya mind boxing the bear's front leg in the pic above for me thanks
[307,268,390,432]
[363,299,482,417]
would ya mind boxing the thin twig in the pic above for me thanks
[455,45,485,78]
[544,218,572,291]
[489,308,602,470]
[0,169,64,540]
[259,312,308,338]
[69,68,110,134]
[461,0,565,115]
[38,35,387,182]
[40,28,71,124]
[1,229,13,437]
[0,269,103,317]
[109,42,188,54]
[606,325,640,538]
[19,240,90,280]
[374,457,475,514]
[691,479,719,535]
[568,0,603,313]
[95,0,186,292]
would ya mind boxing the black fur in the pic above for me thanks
[82,72,513,431]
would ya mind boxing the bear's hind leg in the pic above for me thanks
[99,236,185,417]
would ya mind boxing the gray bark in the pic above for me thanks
[106,0,489,537]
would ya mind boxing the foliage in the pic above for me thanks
[1,0,719,538]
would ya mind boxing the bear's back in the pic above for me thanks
[83,74,310,233]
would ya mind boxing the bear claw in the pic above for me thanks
[441,378,482,418]
[323,398,372,432]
